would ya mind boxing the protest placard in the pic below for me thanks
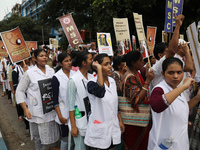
[113,18,132,55]
[197,21,200,42]
[132,35,136,50]
[97,33,113,56]
[179,34,184,40]
[38,78,54,114]
[187,22,200,76]
[133,13,146,42]
[133,12,150,59]
[0,27,30,63]
[172,0,184,26]
[147,26,157,55]
[164,0,173,33]
[59,14,83,48]
[26,41,37,51]
[0,41,7,57]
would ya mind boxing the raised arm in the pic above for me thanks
[179,43,194,72]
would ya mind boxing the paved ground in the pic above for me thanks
[0,84,35,150]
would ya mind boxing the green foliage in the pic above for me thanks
[0,14,49,44]
[2,0,200,48]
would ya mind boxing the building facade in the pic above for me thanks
[21,0,50,20]
[12,3,21,16]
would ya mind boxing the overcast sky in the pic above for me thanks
[0,0,22,21]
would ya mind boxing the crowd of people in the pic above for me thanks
[0,14,200,150]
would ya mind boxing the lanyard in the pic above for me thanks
[82,79,86,90]
[18,65,24,75]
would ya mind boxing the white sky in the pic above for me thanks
[0,0,22,21]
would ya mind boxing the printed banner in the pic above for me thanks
[162,31,166,42]
[173,0,184,26]
[147,26,157,55]
[187,22,200,76]
[198,21,200,43]
[164,0,173,33]
[26,41,37,51]
[113,18,132,55]
[179,34,184,40]
[49,38,58,49]
[132,35,136,50]
[133,13,150,58]
[59,14,83,48]
[0,27,31,63]
[38,78,54,114]
[97,33,113,56]
[0,41,7,57]
[133,13,146,42]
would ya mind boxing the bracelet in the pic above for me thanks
[142,87,148,91]
[144,82,150,86]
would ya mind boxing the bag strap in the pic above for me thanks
[122,73,134,97]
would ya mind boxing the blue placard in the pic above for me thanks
[173,0,184,26]
[164,0,173,33]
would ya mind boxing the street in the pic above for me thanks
[0,84,35,150]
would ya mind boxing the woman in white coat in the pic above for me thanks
[16,49,60,150]
[67,51,93,150]
[148,57,200,150]
[52,52,75,150]
[84,53,125,150]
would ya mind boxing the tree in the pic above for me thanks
[0,14,49,44]
[37,0,95,48]
[36,0,200,48]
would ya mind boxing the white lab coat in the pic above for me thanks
[68,69,93,136]
[16,65,56,124]
[53,69,75,125]
[84,76,121,149]
[148,80,189,150]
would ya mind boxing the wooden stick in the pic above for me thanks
[23,60,26,67]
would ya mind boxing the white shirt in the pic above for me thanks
[148,80,189,150]
[53,69,75,125]
[84,76,121,149]
[16,65,56,124]
[68,70,94,136]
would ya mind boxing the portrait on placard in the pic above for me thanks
[97,33,113,56]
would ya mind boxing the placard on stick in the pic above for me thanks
[26,41,37,51]
[187,22,200,76]
[0,27,31,63]
[0,41,7,57]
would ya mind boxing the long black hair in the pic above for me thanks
[123,50,141,68]
[33,49,47,60]
[162,57,183,73]
[113,55,122,71]
[55,52,71,72]
[72,51,90,68]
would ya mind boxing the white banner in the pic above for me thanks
[187,22,200,76]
